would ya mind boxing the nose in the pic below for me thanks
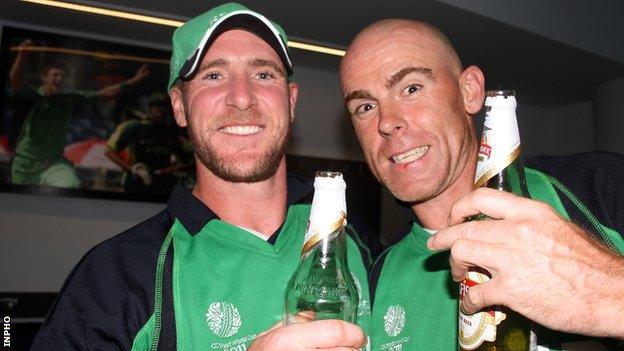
[378,105,406,137]
[225,75,257,111]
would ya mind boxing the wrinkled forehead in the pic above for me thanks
[342,36,435,86]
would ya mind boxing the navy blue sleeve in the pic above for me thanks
[526,152,624,236]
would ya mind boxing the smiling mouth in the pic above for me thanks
[219,125,264,135]
[391,145,429,164]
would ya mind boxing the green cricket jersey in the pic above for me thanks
[371,163,624,351]
[13,86,96,161]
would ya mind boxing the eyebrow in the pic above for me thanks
[344,89,375,105]
[248,58,285,77]
[385,66,435,89]
[197,58,285,78]
[199,58,228,71]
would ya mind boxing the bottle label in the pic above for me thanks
[475,95,521,188]
[458,271,506,350]
[302,210,346,255]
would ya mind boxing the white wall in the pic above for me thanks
[0,193,164,291]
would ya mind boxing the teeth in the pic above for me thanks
[392,145,429,164]
[220,125,263,135]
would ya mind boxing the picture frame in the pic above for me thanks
[0,26,194,201]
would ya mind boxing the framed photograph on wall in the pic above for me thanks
[0,26,195,201]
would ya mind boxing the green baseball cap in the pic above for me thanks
[168,2,293,92]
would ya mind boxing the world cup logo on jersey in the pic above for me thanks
[383,305,406,337]
[206,301,242,338]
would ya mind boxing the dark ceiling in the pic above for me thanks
[1,0,623,107]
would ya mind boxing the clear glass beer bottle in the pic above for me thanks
[284,171,358,324]
[459,90,536,351]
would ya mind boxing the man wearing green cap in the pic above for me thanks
[31,3,371,350]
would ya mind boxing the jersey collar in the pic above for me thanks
[166,173,313,236]
[385,199,420,247]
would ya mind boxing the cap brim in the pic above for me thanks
[179,11,293,81]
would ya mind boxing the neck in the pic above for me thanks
[42,85,55,96]
[192,157,289,238]
[411,142,479,230]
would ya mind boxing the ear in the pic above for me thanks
[459,65,485,115]
[170,84,188,128]
[287,82,299,122]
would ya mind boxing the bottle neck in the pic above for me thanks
[483,156,530,198]
[316,227,348,266]
[302,183,347,257]
[475,100,523,191]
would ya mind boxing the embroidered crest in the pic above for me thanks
[206,301,242,338]
[383,305,406,337]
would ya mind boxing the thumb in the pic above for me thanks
[256,321,283,338]
[461,279,496,315]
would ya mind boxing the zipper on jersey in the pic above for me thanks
[546,174,623,254]
[151,227,175,351]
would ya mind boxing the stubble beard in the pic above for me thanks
[385,148,469,205]
[386,179,440,204]
[379,160,446,204]
[189,116,290,183]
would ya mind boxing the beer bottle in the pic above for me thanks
[458,90,536,351]
[284,171,359,324]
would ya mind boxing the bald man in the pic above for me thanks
[340,19,624,350]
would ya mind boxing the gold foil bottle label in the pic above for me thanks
[301,211,346,254]
[475,92,520,188]
[301,171,347,256]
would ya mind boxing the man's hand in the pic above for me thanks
[10,39,34,90]
[16,39,34,58]
[128,63,150,85]
[97,63,150,97]
[131,163,152,186]
[248,319,367,350]
[427,187,624,338]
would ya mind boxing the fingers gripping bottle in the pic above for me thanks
[459,90,536,351]
[284,171,359,324]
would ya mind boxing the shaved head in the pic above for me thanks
[341,19,463,85]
